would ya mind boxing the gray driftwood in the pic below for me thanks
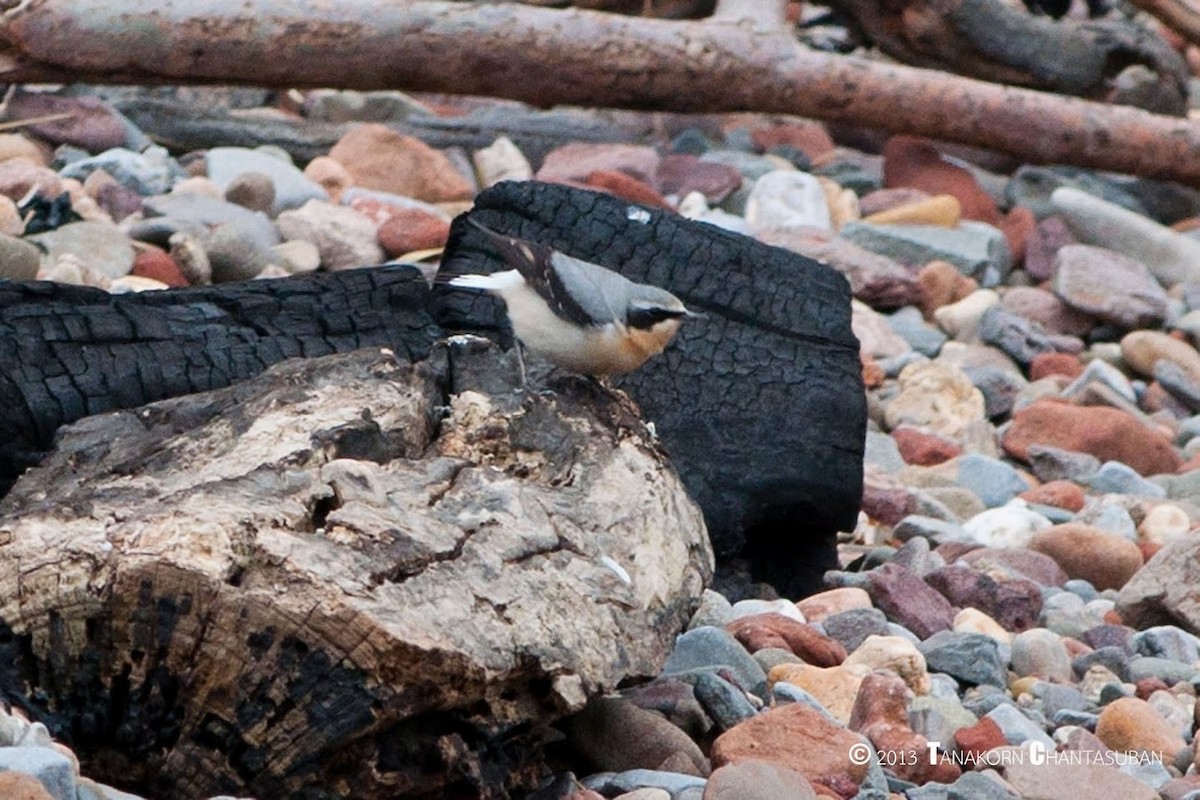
[0,343,712,799]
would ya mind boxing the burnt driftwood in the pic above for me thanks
[0,265,440,495]
[0,181,865,596]
[437,181,866,596]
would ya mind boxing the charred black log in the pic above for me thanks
[0,266,440,495]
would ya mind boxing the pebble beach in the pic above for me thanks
[4,84,1200,800]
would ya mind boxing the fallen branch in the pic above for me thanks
[1127,0,1200,47]
[0,111,74,132]
[2,1,1200,183]
[827,0,1189,114]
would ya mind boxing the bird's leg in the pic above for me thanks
[514,341,557,398]
[515,339,529,391]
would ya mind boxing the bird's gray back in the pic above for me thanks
[549,251,638,325]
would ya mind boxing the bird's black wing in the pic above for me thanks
[468,218,603,327]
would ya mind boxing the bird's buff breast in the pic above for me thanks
[501,285,678,375]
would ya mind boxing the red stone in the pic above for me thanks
[1002,399,1182,477]
[1019,479,1085,512]
[0,772,54,800]
[376,210,451,258]
[862,354,885,389]
[812,774,859,800]
[536,142,660,186]
[328,123,473,202]
[749,121,836,162]
[656,154,742,203]
[883,136,1000,225]
[725,613,846,666]
[1029,352,1085,381]
[892,426,962,466]
[935,541,981,563]
[1138,539,1163,562]
[711,703,870,785]
[1062,637,1091,661]
[1002,286,1094,338]
[1080,624,1134,651]
[0,158,61,201]
[925,565,1042,633]
[1136,677,1171,699]
[1028,524,1145,591]
[862,470,912,526]
[585,170,672,209]
[999,206,1036,267]
[6,92,128,152]
[96,181,144,222]
[131,249,188,287]
[1162,776,1200,800]
[958,547,1069,586]
[954,716,1006,757]
[867,563,955,640]
[850,672,961,785]
[917,260,978,319]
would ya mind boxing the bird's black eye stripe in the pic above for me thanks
[627,307,686,329]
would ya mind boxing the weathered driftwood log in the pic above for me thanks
[2,1,1200,183]
[0,265,439,496]
[827,0,1190,114]
[437,181,865,596]
[1128,0,1200,47]
[0,343,713,799]
[107,93,645,167]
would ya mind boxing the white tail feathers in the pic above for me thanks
[448,270,524,291]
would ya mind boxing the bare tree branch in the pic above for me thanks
[1127,0,1200,47]
[1,1,1200,184]
[827,0,1189,114]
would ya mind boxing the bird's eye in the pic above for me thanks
[628,307,686,329]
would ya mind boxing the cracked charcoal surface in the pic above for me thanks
[436,181,866,595]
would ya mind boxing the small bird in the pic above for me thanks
[449,219,697,378]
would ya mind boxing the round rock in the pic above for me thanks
[1029,523,1144,591]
